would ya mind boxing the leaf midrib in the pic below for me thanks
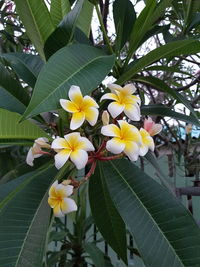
[109,160,184,267]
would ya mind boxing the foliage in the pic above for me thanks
[0,0,199,266]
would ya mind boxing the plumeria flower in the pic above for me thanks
[100,83,141,121]
[48,180,77,217]
[143,117,162,136]
[60,85,99,130]
[139,117,162,156]
[26,137,50,166]
[102,110,110,125]
[101,120,142,161]
[51,132,94,170]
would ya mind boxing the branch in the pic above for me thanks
[176,76,200,92]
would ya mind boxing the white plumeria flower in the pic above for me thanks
[26,137,50,166]
[51,132,94,170]
[139,128,155,156]
[48,180,77,217]
[100,83,141,121]
[60,85,99,130]
[101,120,142,161]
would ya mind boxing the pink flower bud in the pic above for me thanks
[143,117,162,136]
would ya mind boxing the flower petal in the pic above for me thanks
[83,96,99,108]
[48,197,58,208]
[70,112,85,130]
[54,149,71,169]
[61,198,77,214]
[51,137,70,150]
[117,120,142,144]
[85,107,99,126]
[60,99,78,113]
[68,85,83,104]
[149,124,162,136]
[124,141,140,161]
[79,137,95,151]
[70,149,88,170]
[106,138,125,154]
[123,84,136,94]
[53,203,64,217]
[100,93,118,102]
[56,184,74,197]
[124,104,141,121]
[139,144,149,157]
[108,102,124,118]
[107,83,122,93]
[26,148,34,166]
[101,124,120,137]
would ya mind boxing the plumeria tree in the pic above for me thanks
[0,0,200,266]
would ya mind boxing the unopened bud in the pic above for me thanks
[185,124,192,134]
[102,111,110,125]
[62,180,71,186]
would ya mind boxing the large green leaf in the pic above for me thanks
[133,75,197,118]
[89,164,127,264]
[113,0,136,52]
[14,0,55,59]
[102,159,200,267]
[44,0,85,59]
[0,64,29,113]
[22,44,115,120]
[1,53,44,88]
[76,0,93,37]
[141,104,200,126]
[50,0,71,26]
[118,39,200,84]
[0,108,48,140]
[0,165,57,267]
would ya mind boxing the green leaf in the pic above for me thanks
[44,0,85,59]
[1,53,44,88]
[102,159,200,267]
[89,163,127,264]
[22,44,115,120]
[0,64,29,113]
[144,65,193,76]
[50,0,71,26]
[84,243,114,267]
[118,39,200,84]
[133,75,197,118]
[0,165,57,267]
[76,0,94,37]
[113,0,136,52]
[14,0,55,59]
[0,108,48,140]
[141,104,200,126]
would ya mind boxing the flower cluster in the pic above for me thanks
[26,84,162,217]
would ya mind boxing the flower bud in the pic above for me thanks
[185,124,192,134]
[102,111,110,125]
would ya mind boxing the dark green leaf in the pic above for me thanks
[89,163,127,264]
[22,44,115,120]
[14,0,55,59]
[0,165,58,267]
[103,159,200,267]
[1,53,44,88]
[141,104,200,126]
[44,0,84,59]
[50,0,71,26]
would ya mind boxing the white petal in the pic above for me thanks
[56,184,74,197]
[68,85,82,102]
[100,93,118,102]
[101,124,120,137]
[61,198,77,214]
[124,141,140,161]
[83,95,99,108]
[51,137,69,149]
[85,107,99,126]
[124,104,141,121]
[35,137,49,146]
[70,112,85,130]
[70,149,88,170]
[26,148,34,166]
[108,102,124,118]
[123,84,136,94]
[49,180,58,196]
[60,99,78,113]
[53,204,64,217]
[54,149,71,169]
[139,145,149,157]
[106,138,125,154]
[107,83,122,93]
[79,137,95,151]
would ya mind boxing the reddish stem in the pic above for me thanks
[85,160,97,181]
[38,150,52,156]
[99,153,124,161]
